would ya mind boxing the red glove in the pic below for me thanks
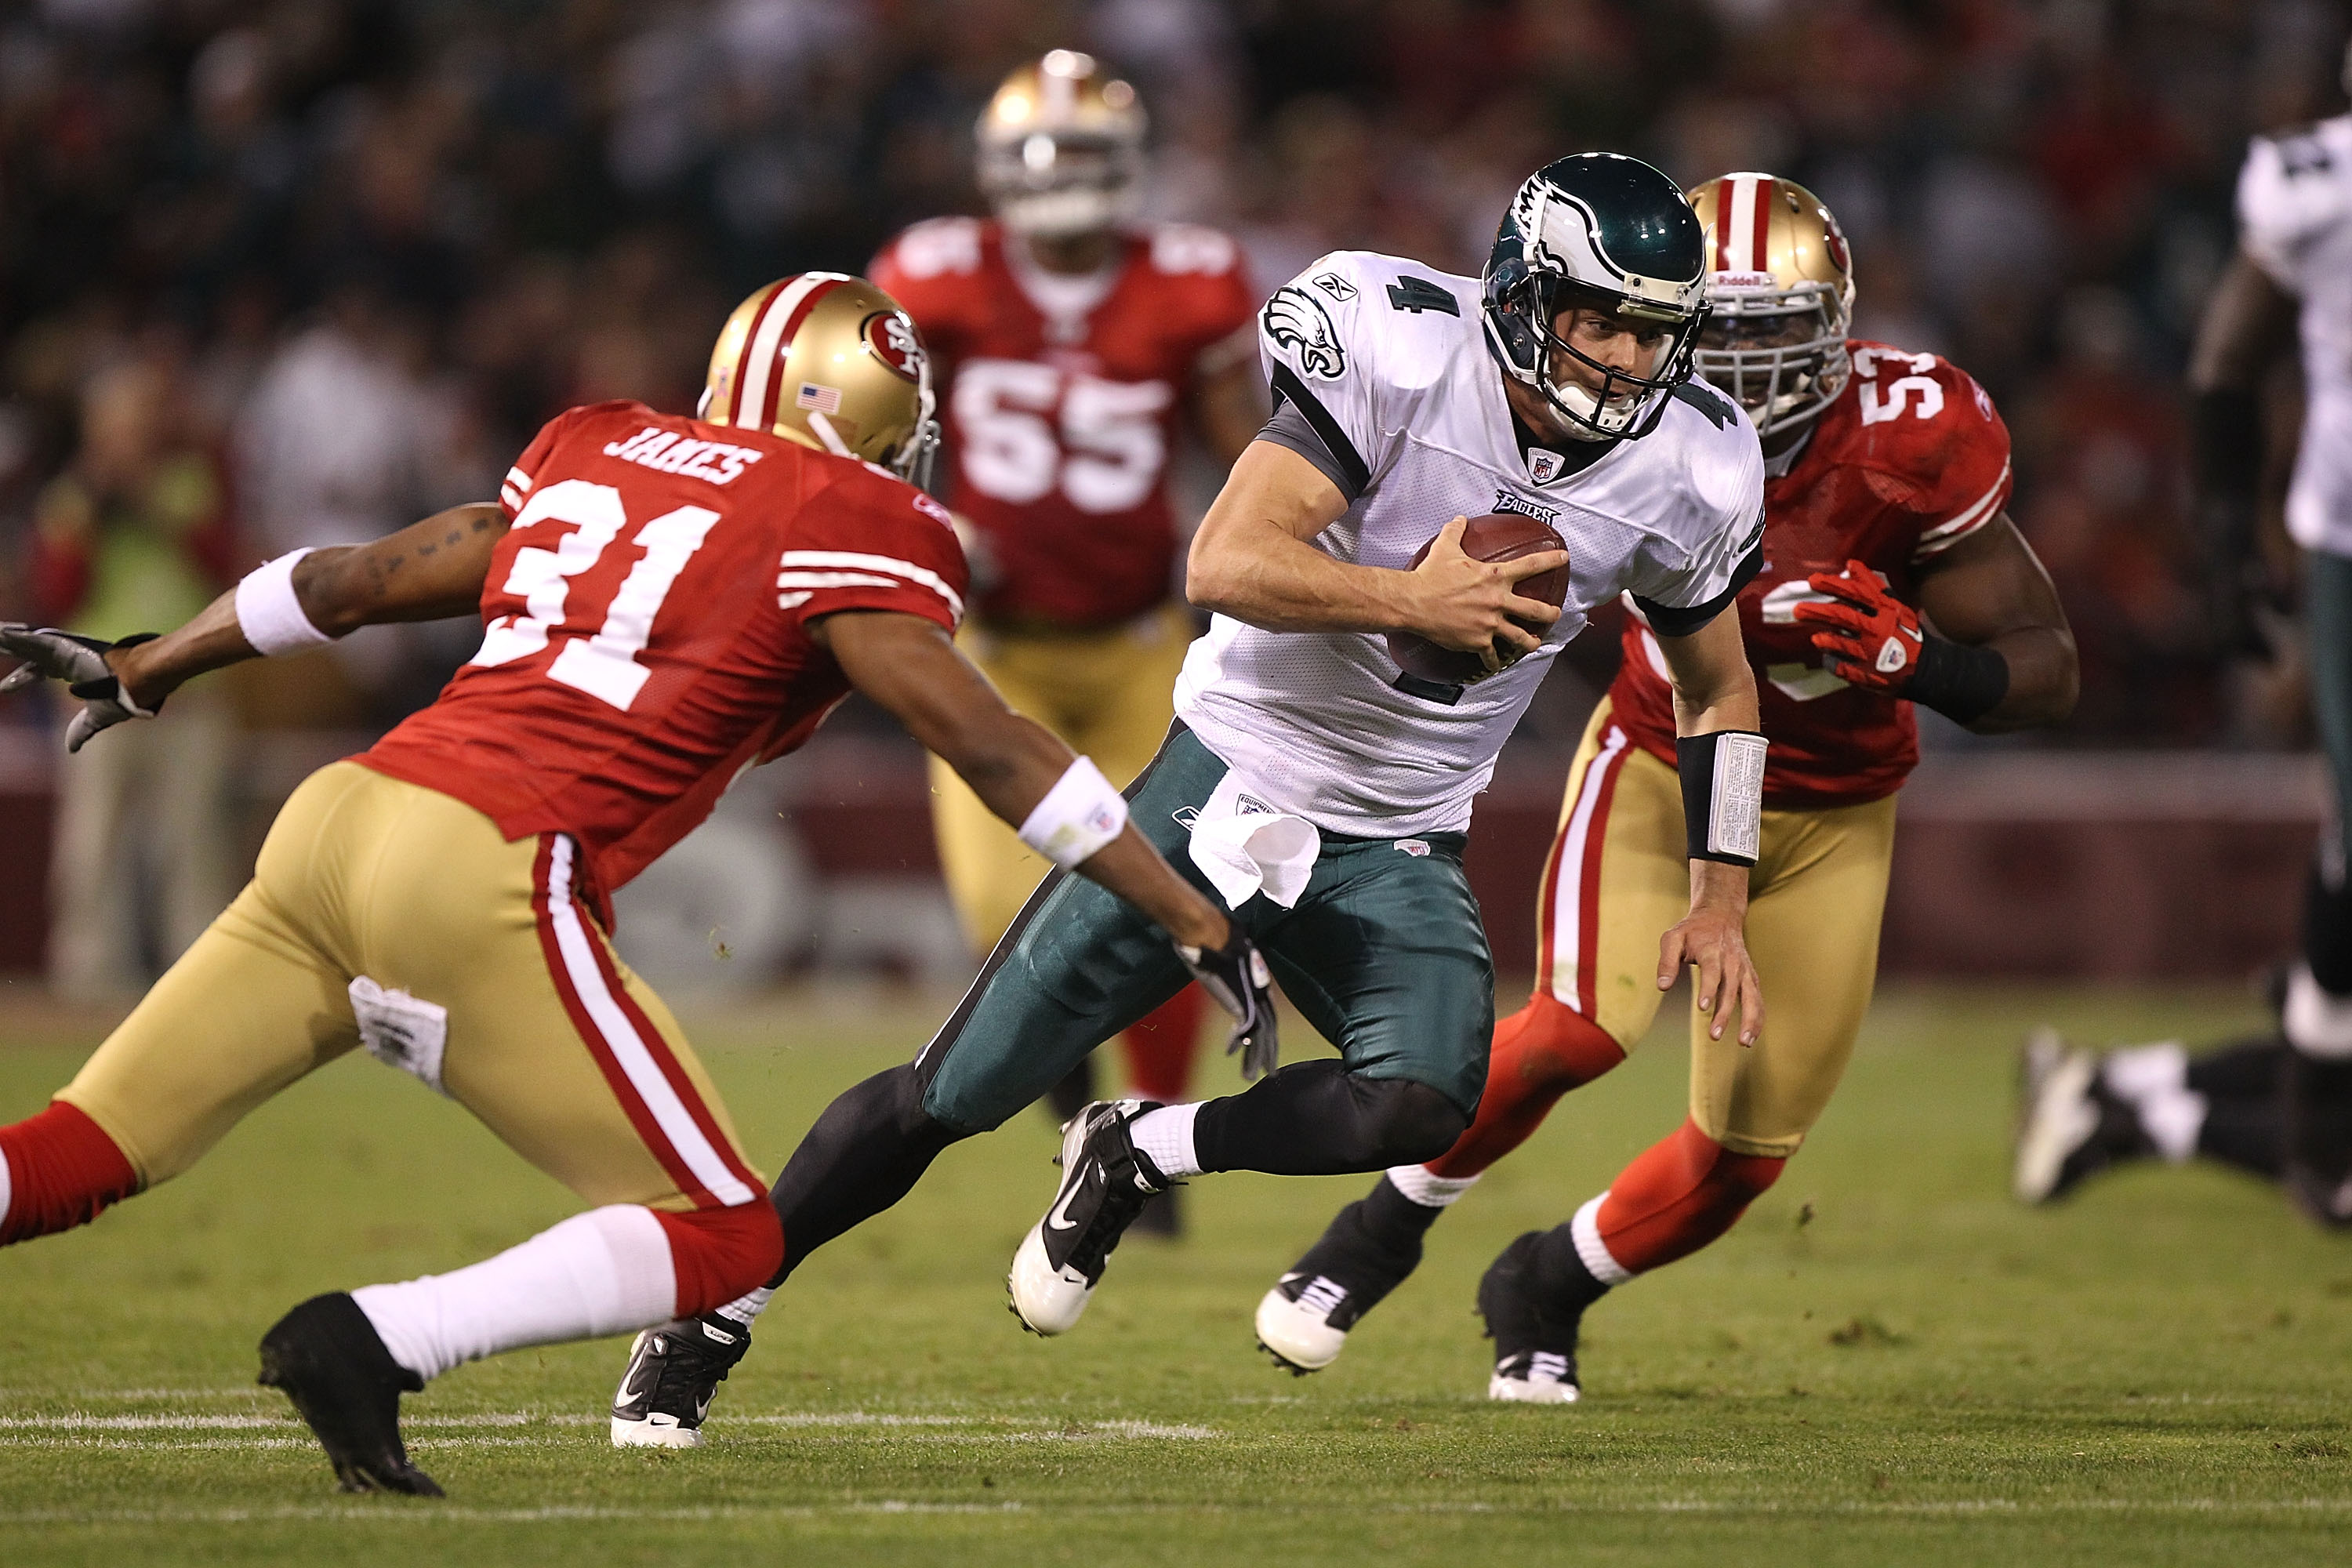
[1790,559,1922,695]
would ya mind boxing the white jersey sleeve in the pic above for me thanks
[2239,121,2352,296]
[1621,382,1767,635]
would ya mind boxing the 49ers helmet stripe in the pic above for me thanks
[734,274,843,430]
[702,272,939,485]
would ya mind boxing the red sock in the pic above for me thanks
[1120,985,1206,1105]
[1590,1119,1784,1276]
[1424,992,1628,1180]
[651,1200,785,1317]
[0,1101,140,1245]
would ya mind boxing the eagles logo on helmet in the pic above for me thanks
[1686,172,1857,440]
[1482,152,1709,443]
[700,273,939,488]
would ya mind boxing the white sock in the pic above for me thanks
[1386,1163,1480,1207]
[1568,1193,1634,1287]
[351,1205,676,1382]
[713,1284,773,1328]
[0,1139,12,1231]
[2101,1042,2205,1164]
[1127,1102,1203,1180]
[2285,964,2352,1058]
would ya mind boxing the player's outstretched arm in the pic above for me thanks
[1187,441,1566,660]
[2187,252,2298,652]
[818,609,1232,953]
[1653,611,1764,1046]
[0,503,505,750]
[1905,516,2078,733]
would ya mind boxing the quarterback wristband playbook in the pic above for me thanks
[234,549,334,656]
[1017,757,1130,869]
[1677,730,1767,866]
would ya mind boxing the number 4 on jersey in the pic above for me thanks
[470,478,720,711]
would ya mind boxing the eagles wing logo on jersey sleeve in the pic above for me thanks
[1264,286,1347,379]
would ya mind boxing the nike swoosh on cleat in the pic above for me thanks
[1047,1180,1086,1232]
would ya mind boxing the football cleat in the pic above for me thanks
[1007,1099,1167,1336]
[1254,1193,1428,1374]
[610,1312,752,1448]
[2013,1028,2151,1204]
[257,1292,443,1496]
[1477,1232,1583,1405]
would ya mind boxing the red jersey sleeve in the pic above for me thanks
[1847,347,2013,561]
[1144,223,1259,381]
[499,404,597,521]
[869,219,987,361]
[778,465,971,634]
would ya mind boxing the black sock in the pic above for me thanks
[2185,1035,2288,1099]
[1191,1061,1468,1175]
[2307,858,2352,994]
[1359,1173,1447,1250]
[1530,1221,1614,1316]
[2196,1098,2285,1178]
[765,1065,964,1284]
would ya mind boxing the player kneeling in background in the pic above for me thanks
[0,274,1254,1496]
[1256,174,2078,1403]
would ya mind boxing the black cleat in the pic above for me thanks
[1006,1099,1167,1335]
[610,1312,752,1448]
[1254,1191,1428,1374]
[2013,1028,2154,1204]
[1478,1232,1583,1404]
[257,1293,442,1496]
[1130,1182,1185,1240]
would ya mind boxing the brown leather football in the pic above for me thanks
[1385,512,1572,687]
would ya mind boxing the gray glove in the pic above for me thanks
[1176,927,1280,1081]
[0,625,161,752]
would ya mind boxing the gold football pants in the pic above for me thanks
[1532,699,1898,1156]
[58,762,765,1209]
[928,603,1195,953]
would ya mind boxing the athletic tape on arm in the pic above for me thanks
[1017,756,1129,869]
[234,549,332,655]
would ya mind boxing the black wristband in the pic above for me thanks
[1676,730,1766,866]
[1905,634,2009,726]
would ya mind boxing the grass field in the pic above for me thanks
[4,979,2351,1566]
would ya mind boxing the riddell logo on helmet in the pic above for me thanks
[1711,270,1774,289]
[862,312,924,383]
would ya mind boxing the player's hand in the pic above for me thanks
[1405,517,1567,673]
[1656,897,1762,1047]
[1791,559,1922,695]
[0,625,162,752]
[1177,926,1280,1080]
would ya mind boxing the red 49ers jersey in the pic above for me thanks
[1610,343,2014,808]
[870,216,1254,627]
[360,399,967,902]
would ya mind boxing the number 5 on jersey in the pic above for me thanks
[471,477,721,711]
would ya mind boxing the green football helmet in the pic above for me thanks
[1483,152,1710,442]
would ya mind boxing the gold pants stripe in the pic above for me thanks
[1531,699,1899,1158]
[58,762,764,1210]
[929,602,1195,952]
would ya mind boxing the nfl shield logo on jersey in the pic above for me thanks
[1526,448,1564,484]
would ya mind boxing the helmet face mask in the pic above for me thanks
[976,52,1145,241]
[1483,154,1709,444]
[1686,172,1856,440]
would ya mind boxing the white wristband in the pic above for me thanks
[234,549,332,656]
[1017,757,1129,869]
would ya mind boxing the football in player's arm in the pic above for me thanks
[0,272,1268,1493]
[1255,172,2079,1404]
[2016,72,2352,1222]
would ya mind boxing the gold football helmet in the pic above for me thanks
[1686,173,1855,438]
[700,273,938,485]
[976,50,1145,240]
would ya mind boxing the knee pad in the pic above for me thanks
[652,1200,786,1317]
[1359,1078,1472,1168]
[0,1101,140,1246]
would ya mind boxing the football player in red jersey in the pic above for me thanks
[0,274,1266,1492]
[871,51,1263,1162]
[1253,174,2081,1401]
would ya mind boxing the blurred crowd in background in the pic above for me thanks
[0,0,2347,988]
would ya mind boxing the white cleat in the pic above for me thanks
[1254,1281,1348,1373]
[1007,1100,1163,1337]
[1488,1350,1580,1404]
[611,1409,703,1448]
[2013,1028,2100,1204]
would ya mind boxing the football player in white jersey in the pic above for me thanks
[2017,43,2352,1222]
[600,153,1769,1446]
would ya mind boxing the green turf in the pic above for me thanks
[4,981,2350,1566]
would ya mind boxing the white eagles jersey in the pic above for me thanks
[2241,114,2352,557]
[1174,250,1765,837]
